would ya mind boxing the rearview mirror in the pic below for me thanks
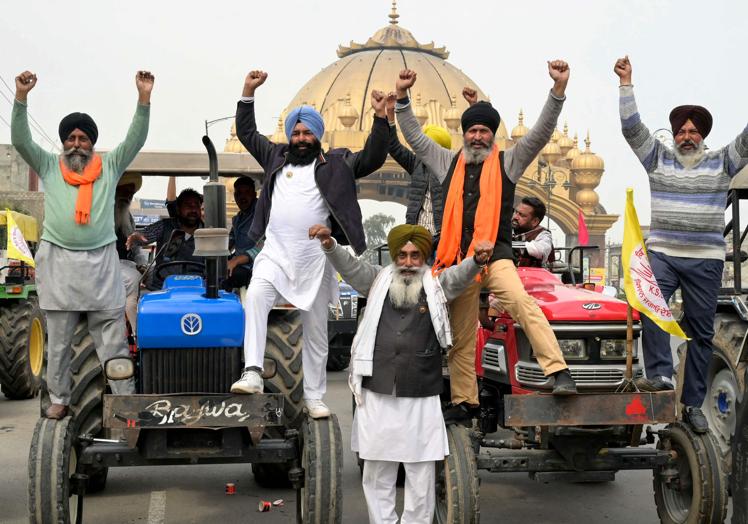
[104,357,135,380]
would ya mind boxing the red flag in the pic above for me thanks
[578,209,589,245]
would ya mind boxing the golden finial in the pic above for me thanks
[518,109,524,125]
[389,0,399,25]
[573,132,579,147]
[563,121,569,136]
[585,130,591,151]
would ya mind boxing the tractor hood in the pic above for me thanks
[516,268,638,323]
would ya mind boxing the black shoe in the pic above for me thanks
[634,376,674,392]
[443,402,474,426]
[683,406,708,434]
[552,369,577,395]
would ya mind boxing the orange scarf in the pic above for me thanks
[433,145,502,278]
[59,154,103,225]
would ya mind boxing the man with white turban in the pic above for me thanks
[230,70,389,418]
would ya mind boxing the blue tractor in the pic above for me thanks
[28,137,343,524]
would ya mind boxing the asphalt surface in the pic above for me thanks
[0,370,729,523]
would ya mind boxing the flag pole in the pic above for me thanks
[626,304,634,381]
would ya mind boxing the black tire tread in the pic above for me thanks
[301,414,343,523]
[437,425,480,524]
[0,297,44,399]
[264,309,305,429]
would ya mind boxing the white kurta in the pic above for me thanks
[352,388,449,462]
[252,161,338,310]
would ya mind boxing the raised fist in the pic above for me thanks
[396,69,417,97]
[371,89,386,118]
[135,71,155,94]
[462,87,478,106]
[547,60,570,97]
[613,56,632,84]
[15,71,37,100]
[385,91,397,120]
[243,70,268,97]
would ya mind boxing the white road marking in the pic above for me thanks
[148,490,167,524]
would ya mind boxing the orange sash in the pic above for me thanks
[59,154,103,225]
[433,145,501,277]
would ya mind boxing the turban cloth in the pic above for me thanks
[669,105,713,138]
[461,101,500,135]
[387,224,433,261]
[284,105,325,142]
[59,112,98,145]
[118,173,142,192]
[423,124,452,149]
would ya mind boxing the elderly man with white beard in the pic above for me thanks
[11,70,152,419]
[615,56,748,433]
[310,222,493,524]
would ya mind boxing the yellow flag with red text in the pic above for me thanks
[5,209,35,267]
[622,190,687,339]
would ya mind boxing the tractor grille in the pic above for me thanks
[481,342,506,374]
[516,363,644,388]
[140,347,242,394]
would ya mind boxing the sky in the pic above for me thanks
[1,0,747,244]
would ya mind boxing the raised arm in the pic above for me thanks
[504,61,568,182]
[724,125,748,178]
[394,70,454,182]
[235,70,276,169]
[10,71,55,175]
[438,241,493,300]
[614,56,662,174]
[108,71,153,175]
[386,92,417,173]
[310,224,380,296]
[343,90,390,179]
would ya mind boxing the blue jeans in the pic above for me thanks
[641,250,723,407]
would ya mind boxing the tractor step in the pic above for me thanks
[504,391,676,427]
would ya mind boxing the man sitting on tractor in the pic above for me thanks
[229,69,389,419]
[512,196,555,268]
[311,222,493,523]
[222,176,258,291]
[11,69,153,419]
[127,188,204,290]
[115,173,147,332]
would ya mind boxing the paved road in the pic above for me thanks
[0,370,724,523]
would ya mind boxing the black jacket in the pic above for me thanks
[235,101,389,255]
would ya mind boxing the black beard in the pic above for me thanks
[287,140,321,166]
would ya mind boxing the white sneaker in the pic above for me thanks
[304,399,331,419]
[230,368,263,394]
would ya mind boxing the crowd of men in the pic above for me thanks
[11,52,748,521]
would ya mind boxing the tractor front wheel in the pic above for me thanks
[298,414,343,523]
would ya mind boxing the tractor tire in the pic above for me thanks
[707,314,747,459]
[298,414,343,523]
[264,309,305,430]
[28,416,80,524]
[732,367,748,523]
[0,297,45,399]
[653,421,728,524]
[435,425,481,524]
[39,317,109,493]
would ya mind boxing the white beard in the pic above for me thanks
[462,144,491,165]
[388,264,427,309]
[61,147,93,173]
[673,141,706,169]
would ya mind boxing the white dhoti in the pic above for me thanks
[242,161,338,400]
[352,388,448,523]
[119,259,141,332]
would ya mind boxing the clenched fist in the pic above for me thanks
[370,89,386,118]
[547,60,570,97]
[135,71,155,104]
[396,69,417,98]
[473,241,494,265]
[462,87,478,106]
[243,70,268,97]
[14,71,37,102]
[613,56,632,85]
[309,224,334,250]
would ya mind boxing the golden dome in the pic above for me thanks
[270,117,287,144]
[224,122,246,153]
[550,127,562,143]
[541,140,562,164]
[565,133,581,162]
[511,109,529,140]
[276,5,506,146]
[557,122,574,153]
[571,132,605,171]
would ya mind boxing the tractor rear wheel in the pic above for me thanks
[732,367,748,523]
[298,414,343,523]
[264,309,305,429]
[435,424,481,524]
[0,297,45,399]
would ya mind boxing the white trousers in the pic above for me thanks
[362,460,436,524]
[242,275,329,400]
[120,260,141,333]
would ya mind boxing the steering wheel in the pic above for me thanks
[154,260,206,282]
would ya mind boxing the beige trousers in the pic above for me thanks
[448,259,568,405]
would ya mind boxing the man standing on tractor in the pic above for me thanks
[222,176,258,291]
[127,188,204,290]
[229,70,390,418]
[512,196,555,267]
[310,222,493,523]
[11,70,153,419]
[395,62,577,424]
[615,55,748,433]
[115,173,147,332]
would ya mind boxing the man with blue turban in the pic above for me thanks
[231,70,390,419]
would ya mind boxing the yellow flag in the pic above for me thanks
[5,209,36,267]
[622,190,687,339]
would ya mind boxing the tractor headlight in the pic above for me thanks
[600,339,637,359]
[558,339,587,360]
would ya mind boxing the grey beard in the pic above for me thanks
[61,147,93,173]
[462,143,493,165]
[114,201,134,236]
[673,141,706,169]
[388,264,427,309]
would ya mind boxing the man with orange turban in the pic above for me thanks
[11,70,153,419]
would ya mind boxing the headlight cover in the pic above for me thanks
[600,338,638,359]
[558,339,587,360]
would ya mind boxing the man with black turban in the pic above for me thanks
[616,56,748,433]
[395,61,577,424]
[310,222,492,523]
[230,70,390,419]
[11,70,153,419]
